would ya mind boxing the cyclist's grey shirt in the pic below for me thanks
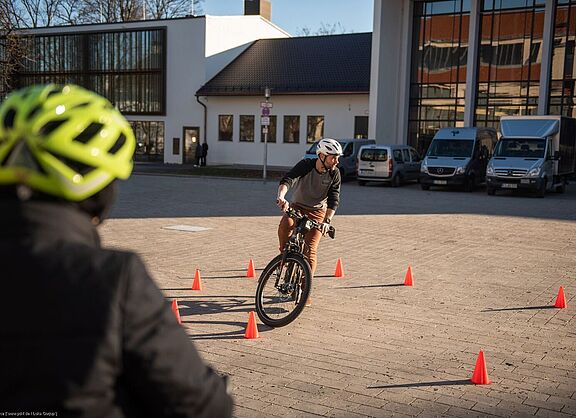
[280,158,341,211]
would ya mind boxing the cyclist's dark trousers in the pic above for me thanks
[278,203,326,275]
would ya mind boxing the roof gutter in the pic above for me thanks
[195,95,207,144]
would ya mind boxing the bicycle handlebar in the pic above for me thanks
[285,206,336,239]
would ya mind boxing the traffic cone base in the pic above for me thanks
[334,258,344,278]
[192,269,202,291]
[554,286,567,309]
[247,259,256,278]
[404,265,413,286]
[470,351,491,385]
[244,311,259,339]
[171,299,182,324]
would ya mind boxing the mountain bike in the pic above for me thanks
[255,206,335,327]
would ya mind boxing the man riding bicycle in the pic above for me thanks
[276,138,342,302]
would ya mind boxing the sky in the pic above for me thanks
[203,0,374,36]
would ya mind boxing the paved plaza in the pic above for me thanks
[101,173,576,417]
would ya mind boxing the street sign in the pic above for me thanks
[261,116,270,126]
[262,127,268,134]
[261,107,270,116]
[260,102,273,108]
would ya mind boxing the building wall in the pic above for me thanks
[21,16,289,165]
[369,0,410,144]
[204,94,369,167]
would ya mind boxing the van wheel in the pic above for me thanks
[358,180,367,186]
[487,187,495,196]
[391,174,401,187]
[464,176,474,192]
[537,179,547,198]
[421,184,430,191]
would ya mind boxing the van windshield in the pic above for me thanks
[307,140,346,155]
[494,138,546,158]
[427,139,474,157]
[360,148,387,161]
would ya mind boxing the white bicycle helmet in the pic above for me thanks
[316,138,343,156]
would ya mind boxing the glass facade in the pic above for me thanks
[130,121,164,162]
[14,28,166,114]
[409,0,470,155]
[549,0,576,117]
[475,0,545,128]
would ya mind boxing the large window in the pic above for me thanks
[306,116,324,143]
[409,0,470,155]
[130,121,164,161]
[240,115,255,142]
[260,115,277,143]
[549,0,576,117]
[283,115,300,143]
[218,115,233,141]
[14,28,166,115]
[354,116,369,138]
[475,0,545,128]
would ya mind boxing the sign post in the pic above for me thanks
[262,88,272,182]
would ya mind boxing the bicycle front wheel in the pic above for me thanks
[255,253,312,327]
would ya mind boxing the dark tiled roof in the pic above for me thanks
[197,32,371,96]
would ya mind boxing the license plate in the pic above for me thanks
[359,169,374,173]
[433,180,447,185]
[502,183,517,189]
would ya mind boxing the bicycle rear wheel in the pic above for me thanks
[255,253,312,327]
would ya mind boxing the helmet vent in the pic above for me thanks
[47,88,62,98]
[27,105,42,121]
[39,120,67,136]
[55,153,94,176]
[73,122,103,144]
[3,109,16,129]
[108,134,126,155]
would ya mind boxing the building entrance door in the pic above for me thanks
[183,127,200,165]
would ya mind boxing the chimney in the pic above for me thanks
[244,0,271,21]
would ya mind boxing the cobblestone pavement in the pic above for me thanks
[102,174,576,417]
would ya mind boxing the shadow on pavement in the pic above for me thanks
[184,320,273,340]
[178,299,253,316]
[334,284,405,289]
[367,379,472,389]
[482,305,556,312]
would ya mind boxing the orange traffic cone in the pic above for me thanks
[192,269,202,291]
[244,311,259,339]
[554,286,567,309]
[334,258,344,278]
[470,350,491,385]
[171,299,182,324]
[404,265,413,286]
[246,259,256,278]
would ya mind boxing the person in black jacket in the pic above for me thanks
[276,138,343,292]
[0,84,233,417]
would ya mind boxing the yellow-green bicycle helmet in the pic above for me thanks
[0,84,135,201]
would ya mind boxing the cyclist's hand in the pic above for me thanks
[276,197,289,212]
[319,222,331,236]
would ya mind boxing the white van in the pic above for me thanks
[356,144,421,186]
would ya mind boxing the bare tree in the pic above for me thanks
[0,0,29,97]
[296,22,351,37]
[145,0,202,20]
